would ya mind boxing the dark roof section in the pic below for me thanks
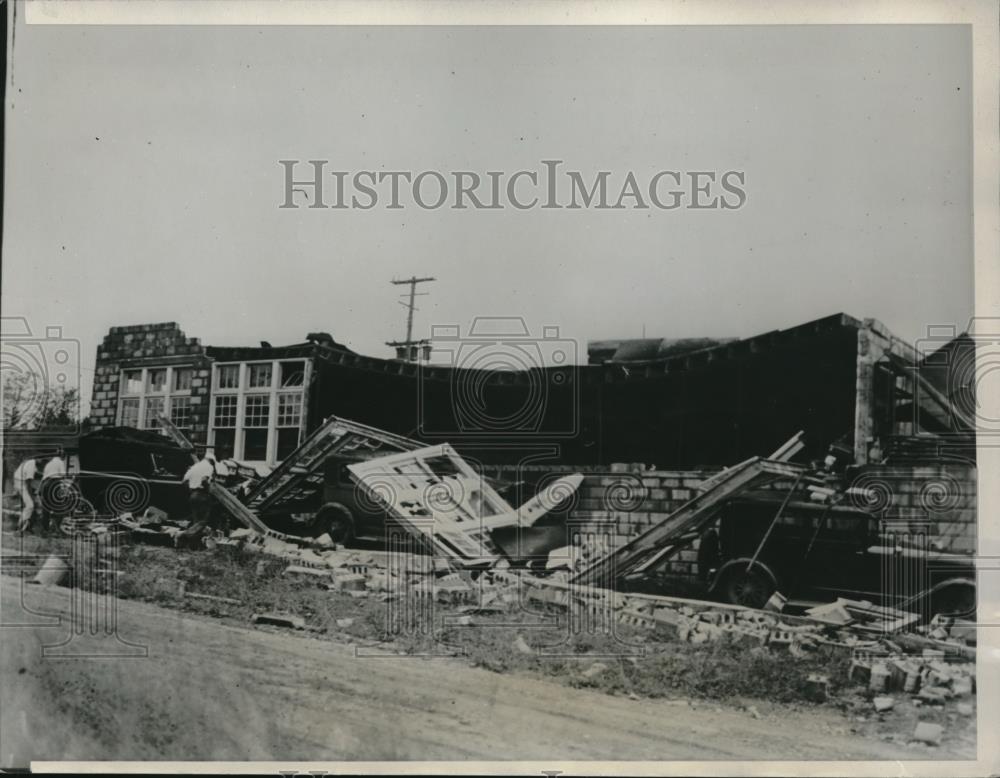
[205,333,355,363]
[310,312,872,385]
[588,336,738,364]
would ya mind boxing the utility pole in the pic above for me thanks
[386,275,436,362]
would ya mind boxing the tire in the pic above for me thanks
[929,580,976,620]
[314,504,354,545]
[720,565,776,609]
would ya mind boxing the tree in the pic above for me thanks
[2,370,80,430]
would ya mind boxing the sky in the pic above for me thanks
[2,21,974,413]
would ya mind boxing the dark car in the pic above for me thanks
[693,490,975,619]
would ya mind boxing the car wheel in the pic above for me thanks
[722,566,775,609]
[315,505,353,545]
[929,580,976,620]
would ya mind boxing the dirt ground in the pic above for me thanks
[0,529,977,765]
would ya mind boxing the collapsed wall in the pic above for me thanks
[507,460,978,587]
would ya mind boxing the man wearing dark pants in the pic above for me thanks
[176,451,217,549]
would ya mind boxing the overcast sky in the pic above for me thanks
[3,21,973,410]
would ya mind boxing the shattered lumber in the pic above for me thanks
[244,415,421,514]
[572,457,808,586]
[207,481,273,534]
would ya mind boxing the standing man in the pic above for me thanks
[39,449,69,535]
[12,457,39,533]
[177,450,217,548]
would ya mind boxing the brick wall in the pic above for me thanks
[89,323,213,445]
[847,462,977,554]
[567,463,717,581]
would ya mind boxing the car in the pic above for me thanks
[691,490,975,620]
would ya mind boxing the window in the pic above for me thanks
[147,369,167,393]
[243,429,269,461]
[280,361,305,387]
[144,397,165,428]
[170,396,192,430]
[208,359,307,465]
[123,370,143,395]
[118,366,196,436]
[173,368,193,392]
[120,398,140,427]
[276,428,301,460]
[244,395,270,427]
[277,393,302,427]
[217,364,240,390]
[213,430,235,460]
[213,395,237,427]
[248,363,272,389]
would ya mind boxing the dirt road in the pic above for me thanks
[1,576,923,765]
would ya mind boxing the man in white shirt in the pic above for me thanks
[12,458,39,532]
[39,449,69,535]
[177,452,217,548]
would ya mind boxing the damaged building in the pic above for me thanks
[88,313,975,470]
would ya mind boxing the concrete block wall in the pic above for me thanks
[89,323,213,444]
[847,462,977,554]
[568,464,717,581]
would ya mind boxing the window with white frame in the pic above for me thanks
[117,365,195,433]
[120,397,140,428]
[143,397,165,429]
[247,363,272,390]
[209,359,308,464]
[276,392,303,460]
[217,364,240,390]
[212,395,238,460]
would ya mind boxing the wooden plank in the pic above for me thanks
[572,458,808,586]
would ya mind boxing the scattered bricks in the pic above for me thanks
[284,565,333,580]
[332,573,367,592]
[917,687,948,705]
[850,660,872,685]
[804,674,830,702]
[911,722,943,746]
[956,702,974,716]
[251,613,305,630]
[335,618,354,628]
[869,663,891,693]
[763,592,787,613]
[903,666,922,694]
[952,675,973,696]
[873,696,895,712]
[513,635,533,654]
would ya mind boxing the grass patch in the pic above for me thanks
[4,531,853,707]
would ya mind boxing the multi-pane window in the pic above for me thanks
[144,397,165,428]
[217,364,240,390]
[248,363,272,390]
[213,395,238,427]
[244,395,270,427]
[120,398,140,428]
[118,366,194,431]
[170,396,193,430]
[277,393,302,427]
[210,359,308,464]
